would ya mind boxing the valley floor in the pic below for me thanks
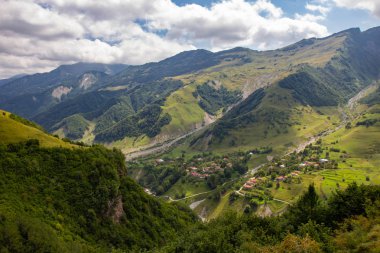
[128,84,380,220]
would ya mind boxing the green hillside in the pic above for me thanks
[165,184,380,252]
[123,27,380,154]
[0,113,197,252]
[267,101,380,212]
[0,109,73,148]
[163,28,376,159]
[2,27,370,150]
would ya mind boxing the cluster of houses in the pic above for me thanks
[242,169,303,191]
[298,159,329,168]
[154,156,237,180]
[276,170,301,182]
[238,156,330,192]
[189,169,209,179]
[186,161,229,179]
[243,177,263,189]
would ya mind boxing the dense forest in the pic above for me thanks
[0,140,196,252]
[193,82,242,115]
[33,79,182,142]
[192,88,265,144]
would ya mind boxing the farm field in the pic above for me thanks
[269,104,380,205]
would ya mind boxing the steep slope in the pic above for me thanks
[0,109,74,148]
[123,28,359,154]
[32,79,183,143]
[27,49,238,144]
[109,49,220,84]
[0,63,126,118]
[0,63,126,98]
[0,114,197,252]
[1,27,380,155]
[183,27,380,156]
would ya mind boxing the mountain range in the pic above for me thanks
[1,27,379,158]
[0,28,380,159]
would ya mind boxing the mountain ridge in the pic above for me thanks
[0,26,379,155]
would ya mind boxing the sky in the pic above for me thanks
[0,0,379,79]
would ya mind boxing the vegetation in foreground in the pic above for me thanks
[1,139,379,253]
[0,140,196,252]
[162,183,380,253]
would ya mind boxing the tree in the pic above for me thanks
[224,168,232,179]
[234,161,248,175]
[286,184,323,228]
[274,234,322,253]
[207,175,218,189]
[326,183,369,227]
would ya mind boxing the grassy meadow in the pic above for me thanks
[0,110,74,148]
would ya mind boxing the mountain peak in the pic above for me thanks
[334,27,361,37]
[160,48,214,64]
[55,62,127,76]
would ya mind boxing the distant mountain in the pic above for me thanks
[0,63,127,117]
[110,49,220,84]
[56,62,126,76]
[0,62,126,98]
[0,73,27,86]
[1,27,380,155]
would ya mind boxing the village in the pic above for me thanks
[185,158,232,179]
[240,160,330,191]
[181,147,333,195]
[134,140,339,203]
[236,141,338,202]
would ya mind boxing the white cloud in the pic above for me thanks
[145,0,328,50]
[297,2,331,23]
[333,0,380,18]
[306,3,331,15]
[0,0,330,79]
[0,0,83,40]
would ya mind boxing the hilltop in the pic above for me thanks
[0,109,74,148]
